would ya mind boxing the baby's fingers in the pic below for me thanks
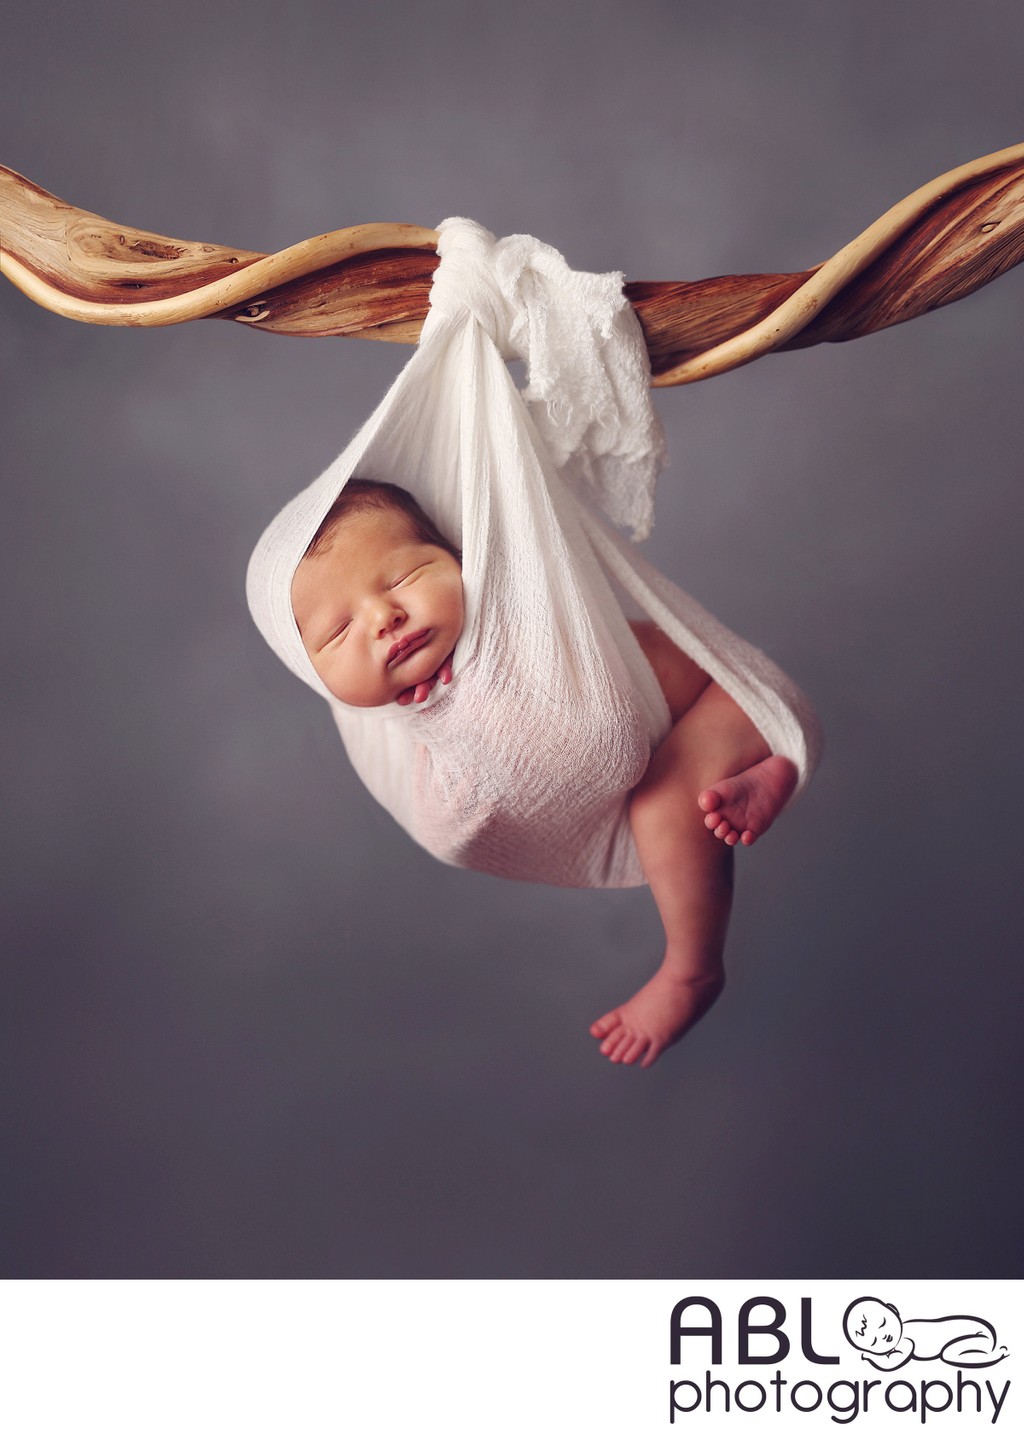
[395,682,430,706]
[396,664,453,706]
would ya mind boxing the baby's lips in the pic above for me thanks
[386,629,430,668]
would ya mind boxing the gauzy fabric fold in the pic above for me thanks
[246,217,822,887]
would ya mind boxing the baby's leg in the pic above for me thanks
[938,1335,1009,1367]
[630,621,796,846]
[591,684,770,1067]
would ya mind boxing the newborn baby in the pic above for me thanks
[290,479,798,1068]
[843,1296,1009,1369]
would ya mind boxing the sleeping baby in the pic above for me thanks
[247,216,821,1072]
[289,478,800,1069]
[843,1296,1009,1370]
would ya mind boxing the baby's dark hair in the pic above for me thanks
[304,478,461,563]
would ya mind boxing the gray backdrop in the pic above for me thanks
[3,0,1021,1278]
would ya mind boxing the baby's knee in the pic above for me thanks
[695,680,758,732]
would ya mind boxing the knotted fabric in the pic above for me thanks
[424,219,665,541]
[246,218,821,887]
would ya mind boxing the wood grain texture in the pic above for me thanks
[3,144,1023,382]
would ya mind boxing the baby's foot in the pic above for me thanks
[589,964,724,1068]
[698,754,797,847]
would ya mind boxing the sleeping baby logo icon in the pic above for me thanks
[843,1296,1010,1371]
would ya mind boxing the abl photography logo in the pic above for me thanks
[668,1295,1012,1426]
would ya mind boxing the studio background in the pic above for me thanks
[2,0,1021,1278]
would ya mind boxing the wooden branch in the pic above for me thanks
[3,143,1023,384]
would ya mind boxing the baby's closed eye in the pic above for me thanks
[390,564,428,587]
[323,619,351,647]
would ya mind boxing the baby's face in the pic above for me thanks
[291,506,464,706]
[845,1299,903,1353]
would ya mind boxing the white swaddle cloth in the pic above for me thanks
[246,218,822,887]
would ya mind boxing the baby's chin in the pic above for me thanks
[323,634,460,707]
[328,687,401,708]
[329,678,426,708]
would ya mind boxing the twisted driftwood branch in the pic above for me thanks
[3,143,1023,385]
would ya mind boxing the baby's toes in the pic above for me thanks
[606,1029,638,1062]
[590,1010,620,1039]
[599,1024,627,1055]
[714,820,733,840]
[698,787,722,814]
[619,1033,649,1065]
[639,1040,665,1069]
[611,1028,643,1063]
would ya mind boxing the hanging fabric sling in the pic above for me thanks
[245,218,822,888]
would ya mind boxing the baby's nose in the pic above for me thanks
[374,599,406,635]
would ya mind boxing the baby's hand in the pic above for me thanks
[395,654,454,707]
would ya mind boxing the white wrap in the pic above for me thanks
[246,218,821,887]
